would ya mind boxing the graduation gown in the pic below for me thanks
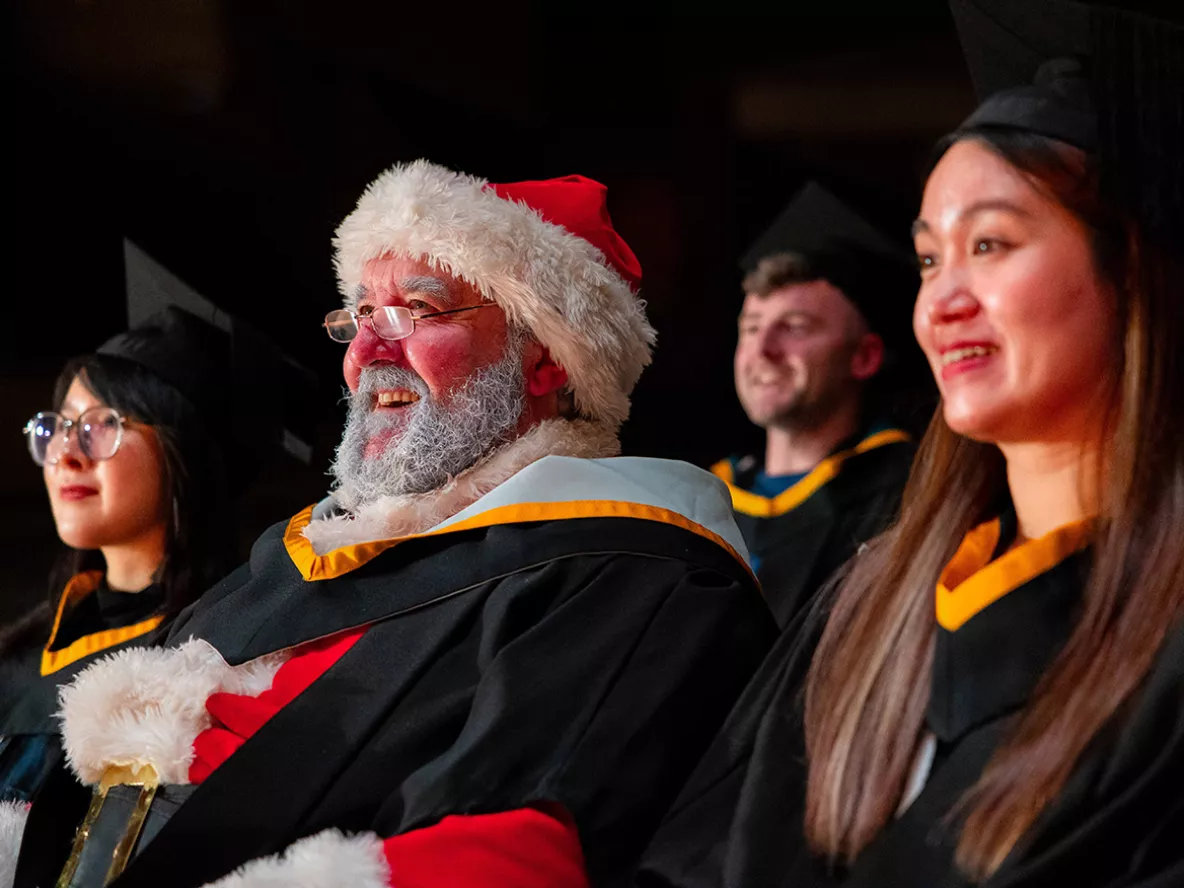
[16,455,776,888]
[0,573,165,804]
[710,428,914,627]
[636,511,1184,888]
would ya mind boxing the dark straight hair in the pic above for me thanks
[802,127,1184,879]
[0,354,235,656]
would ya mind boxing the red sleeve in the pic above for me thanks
[383,804,589,888]
[189,628,366,784]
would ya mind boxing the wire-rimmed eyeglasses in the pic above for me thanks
[322,304,494,343]
[23,407,129,467]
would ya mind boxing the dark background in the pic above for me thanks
[3,0,976,621]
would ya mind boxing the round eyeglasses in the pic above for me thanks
[23,407,128,467]
[323,304,494,343]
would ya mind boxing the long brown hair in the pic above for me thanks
[802,127,1184,879]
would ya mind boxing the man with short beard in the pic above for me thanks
[15,162,775,888]
[711,182,922,628]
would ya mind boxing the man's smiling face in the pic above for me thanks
[331,255,531,506]
[342,255,513,453]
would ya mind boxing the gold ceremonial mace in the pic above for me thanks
[56,764,159,888]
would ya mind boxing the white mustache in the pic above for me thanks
[356,366,430,399]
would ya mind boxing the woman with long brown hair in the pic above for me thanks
[637,1,1184,886]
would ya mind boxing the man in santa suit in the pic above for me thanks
[9,162,775,888]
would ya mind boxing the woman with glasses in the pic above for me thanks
[0,307,238,804]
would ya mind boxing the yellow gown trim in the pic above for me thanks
[936,515,1093,632]
[284,498,752,582]
[709,428,911,519]
[42,571,165,676]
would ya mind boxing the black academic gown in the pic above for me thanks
[711,428,914,628]
[637,517,1184,888]
[17,463,776,888]
[0,574,164,804]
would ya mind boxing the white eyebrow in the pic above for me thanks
[398,276,454,303]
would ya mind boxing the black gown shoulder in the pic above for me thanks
[637,549,1184,888]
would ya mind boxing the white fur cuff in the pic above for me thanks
[59,639,286,785]
[201,830,389,888]
[0,801,29,888]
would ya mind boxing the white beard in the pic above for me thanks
[304,417,621,554]
[330,332,527,511]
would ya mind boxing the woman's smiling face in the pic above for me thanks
[912,138,1117,446]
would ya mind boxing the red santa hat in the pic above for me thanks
[333,160,655,429]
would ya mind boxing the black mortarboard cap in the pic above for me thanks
[739,181,919,347]
[949,0,1184,245]
[98,240,316,482]
[951,0,1094,149]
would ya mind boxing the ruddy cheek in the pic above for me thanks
[404,334,481,398]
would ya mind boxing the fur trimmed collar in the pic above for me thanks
[302,419,619,555]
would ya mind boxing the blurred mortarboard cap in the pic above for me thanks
[949,0,1184,244]
[98,240,316,479]
[739,181,919,347]
[951,0,1094,149]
